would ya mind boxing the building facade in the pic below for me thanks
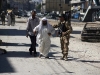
[7,0,30,10]
[70,0,100,12]
[0,0,7,11]
[41,0,71,13]
[70,0,88,13]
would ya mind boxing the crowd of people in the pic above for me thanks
[0,10,15,26]
[0,9,72,61]
[0,10,15,54]
[26,10,72,61]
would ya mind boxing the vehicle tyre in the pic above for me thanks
[81,37,88,42]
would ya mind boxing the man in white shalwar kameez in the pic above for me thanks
[7,13,11,26]
[34,17,55,58]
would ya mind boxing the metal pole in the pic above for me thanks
[89,0,92,6]
[42,0,43,13]
[60,0,61,14]
[0,0,2,9]
[59,0,61,14]
[0,0,2,14]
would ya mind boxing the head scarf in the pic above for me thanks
[36,17,55,40]
[38,17,50,31]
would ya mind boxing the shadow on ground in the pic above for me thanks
[0,29,26,36]
[80,60,100,63]
[0,51,35,73]
[1,42,38,47]
[2,51,35,58]
[1,42,31,46]
[67,56,100,64]
[51,44,59,47]
[0,56,15,73]
[72,30,81,34]
[0,43,59,73]
[1,42,58,48]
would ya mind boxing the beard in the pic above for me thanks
[42,23,47,26]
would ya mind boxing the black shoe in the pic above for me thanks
[3,50,7,54]
[39,54,42,58]
[1,50,7,54]
[29,50,32,55]
[45,56,49,59]
[60,57,64,60]
[33,52,37,57]
[64,58,68,61]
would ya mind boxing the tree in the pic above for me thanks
[36,4,41,11]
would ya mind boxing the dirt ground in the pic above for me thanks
[0,18,100,75]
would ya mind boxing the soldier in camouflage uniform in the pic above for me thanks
[56,14,72,61]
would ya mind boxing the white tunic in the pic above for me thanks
[34,24,55,57]
[7,14,11,26]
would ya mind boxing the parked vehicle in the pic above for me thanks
[27,12,31,17]
[81,22,100,41]
[79,13,85,21]
[73,13,80,19]
[36,13,44,18]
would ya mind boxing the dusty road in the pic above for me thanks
[0,18,100,75]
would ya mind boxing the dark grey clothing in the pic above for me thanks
[26,17,40,36]
[1,12,5,25]
[26,16,40,55]
[29,35,36,54]
[1,13,5,21]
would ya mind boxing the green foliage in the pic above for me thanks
[36,4,41,10]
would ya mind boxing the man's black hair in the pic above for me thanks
[32,9,36,14]
[59,14,66,20]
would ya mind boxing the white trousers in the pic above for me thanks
[39,39,51,57]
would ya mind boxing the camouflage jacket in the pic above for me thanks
[57,21,72,37]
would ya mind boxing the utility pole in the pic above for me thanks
[59,0,62,14]
[41,0,44,13]
[0,0,2,8]
[89,0,92,6]
[0,0,2,14]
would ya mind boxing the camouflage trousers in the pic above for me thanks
[60,36,69,58]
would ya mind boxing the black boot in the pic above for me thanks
[29,48,32,55]
[64,57,68,61]
[60,55,65,60]
[39,54,42,58]
[45,56,49,59]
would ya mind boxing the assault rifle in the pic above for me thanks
[58,27,62,37]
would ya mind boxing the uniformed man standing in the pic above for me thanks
[56,14,72,61]
[10,11,15,26]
